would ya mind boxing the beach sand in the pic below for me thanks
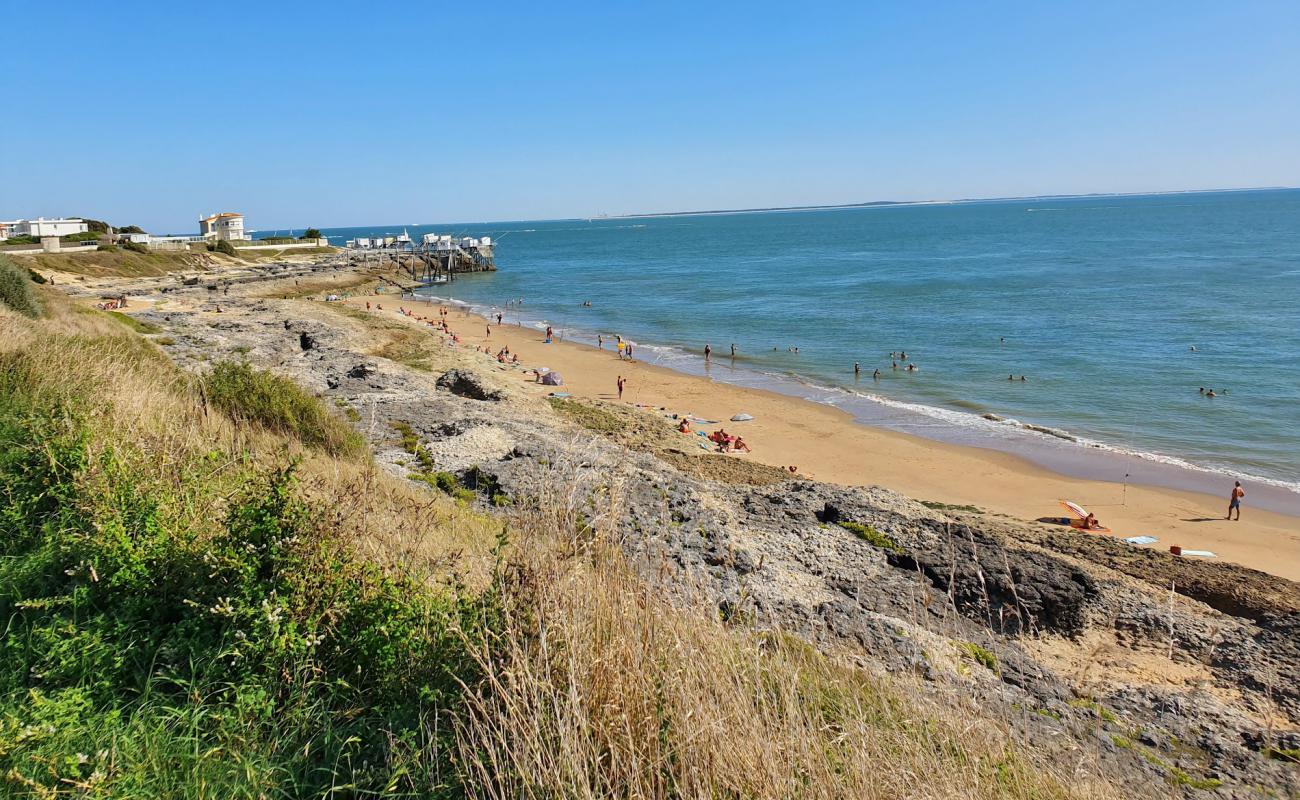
[350,296,1300,583]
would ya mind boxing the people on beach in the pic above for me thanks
[598,334,604,349]
[730,343,737,358]
[704,344,712,362]
[496,313,503,325]
[1082,512,1102,530]
[873,369,881,379]
[854,362,860,377]
[617,375,626,400]
[677,417,691,433]
[626,343,633,359]
[1227,481,1245,520]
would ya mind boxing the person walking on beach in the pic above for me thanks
[598,334,604,349]
[617,375,626,400]
[704,344,712,362]
[1227,481,1245,520]
[496,312,502,325]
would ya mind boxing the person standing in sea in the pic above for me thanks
[704,344,712,362]
[1227,481,1245,521]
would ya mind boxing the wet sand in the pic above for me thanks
[352,295,1300,583]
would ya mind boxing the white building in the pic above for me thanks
[199,212,249,241]
[5,218,89,237]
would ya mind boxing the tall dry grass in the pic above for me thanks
[455,448,1126,800]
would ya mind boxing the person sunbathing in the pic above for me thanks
[678,418,692,433]
[732,437,751,452]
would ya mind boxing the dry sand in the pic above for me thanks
[348,295,1300,582]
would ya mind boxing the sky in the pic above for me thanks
[3,1,1299,232]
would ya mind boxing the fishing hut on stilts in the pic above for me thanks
[344,230,496,286]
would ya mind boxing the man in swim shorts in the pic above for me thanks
[1227,481,1244,520]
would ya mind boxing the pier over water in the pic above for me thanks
[344,231,496,285]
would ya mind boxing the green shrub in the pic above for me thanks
[836,520,900,552]
[0,406,494,796]
[26,268,47,283]
[0,254,41,317]
[122,240,150,254]
[410,470,476,503]
[214,239,237,256]
[204,361,364,457]
[61,231,101,242]
[3,234,39,246]
[300,228,322,240]
[97,243,121,252]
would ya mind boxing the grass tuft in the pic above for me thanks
[204,360,365,457]
[837,520,901,552]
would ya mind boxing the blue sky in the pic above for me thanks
[4,1,1298,232]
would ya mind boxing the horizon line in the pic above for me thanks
[282,184,1297,232]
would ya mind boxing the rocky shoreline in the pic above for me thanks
[69,261,1300,797]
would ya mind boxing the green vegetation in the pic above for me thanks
[836,520,901,552]
[1110,734,1134,749]
[116,225,146,234]
[122,239,150,254]
[0,314,501,797]
[1140,752,1223,790]
[3,234,40,246]
[25,267,47,284]
[204,361,365,457]
[958,641,999,671]
[0,254,42,317]
[301,227,323,240]
[61,230,101,243]
[1069,697,1120,724]
[106,310,161,334]
[1266,747,1300,763]
[410,470,477,503]
[548,396,628,435]
[97,243,120,252]
[921,500,984,514]
[214,239,238,256]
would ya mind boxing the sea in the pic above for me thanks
[297,189,1300,515]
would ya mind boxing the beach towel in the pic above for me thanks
[549,392,571,398]
[690,417,718,423]
[1122,535,1158,545]
[1180,549,1217,558]
[730,413,755,422]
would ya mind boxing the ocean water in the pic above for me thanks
[312,190,1300,513]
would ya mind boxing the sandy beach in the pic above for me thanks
[351,294,1300,582]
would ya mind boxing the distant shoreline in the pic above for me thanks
[599,185,1297,221]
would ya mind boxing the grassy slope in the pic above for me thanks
[0,289,1126,799]
[15,246,339,279]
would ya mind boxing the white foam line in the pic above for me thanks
[415,290,1300,496]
